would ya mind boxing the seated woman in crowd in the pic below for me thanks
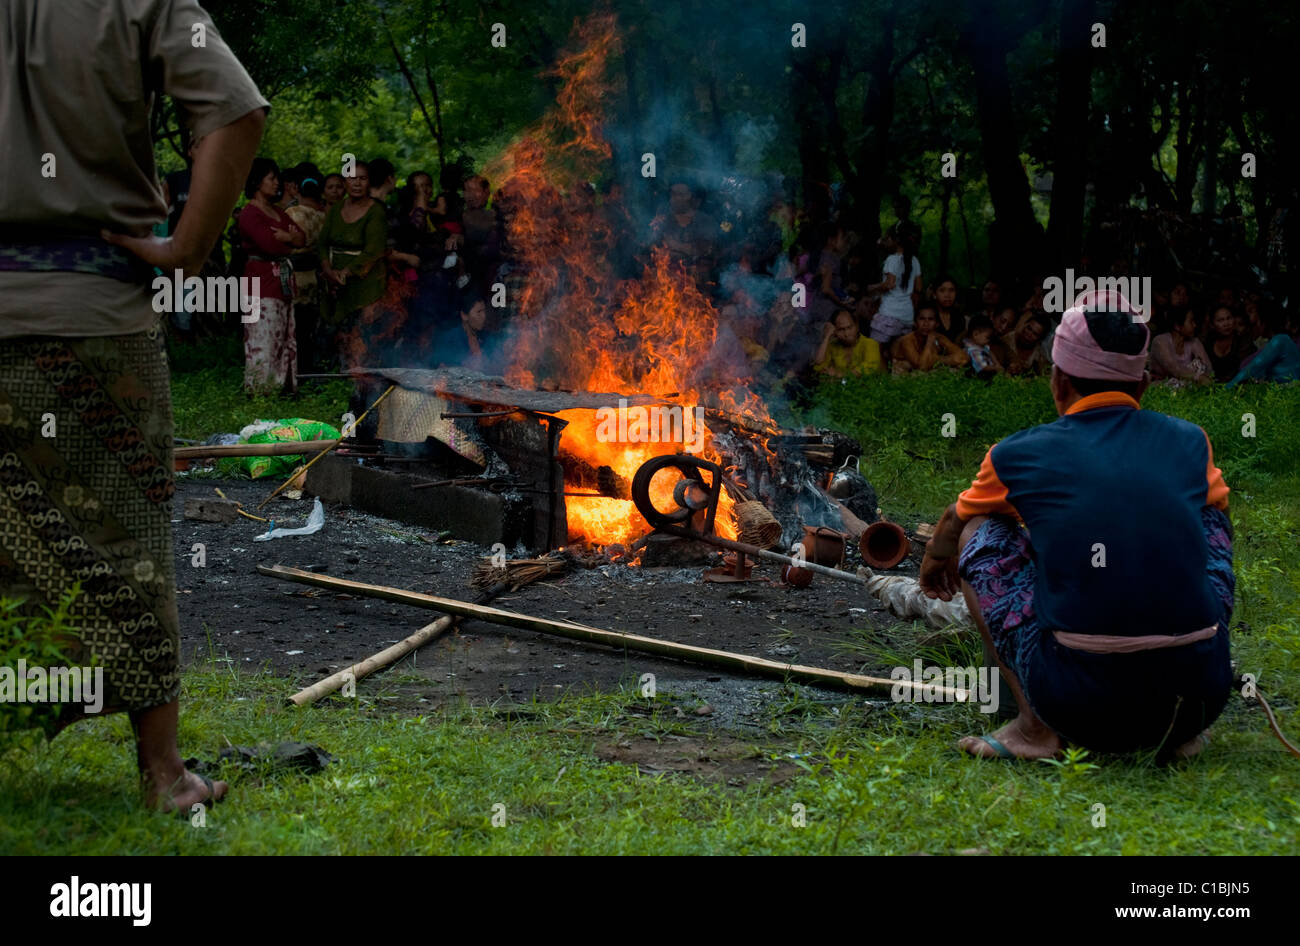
[960,314,1006,379]
[236,157,305,395]
[931,275,966,342]
[813,307,883,377]
[890,303,967,373]
[1204,305,1248,383]
[992,305,1017,340]
[1150,307,1212,385]
[433,293,497,373]
[1225,307,1300,388]
[1002,312,1051,376]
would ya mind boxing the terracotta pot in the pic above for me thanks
[781,563,814,588]
[859,520,909,569]
[801,525,847,567]
[722,552,755,579]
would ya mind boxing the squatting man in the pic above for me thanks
[918,291,1234,760]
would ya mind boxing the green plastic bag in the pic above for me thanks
[217,418,342,479]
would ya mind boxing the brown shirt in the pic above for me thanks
[0,0,269,337]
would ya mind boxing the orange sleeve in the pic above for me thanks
[955,446,1019,519]
[1202,429,1230,510]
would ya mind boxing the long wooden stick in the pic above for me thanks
[175,439,339,460]
[256,384,396,509]
[258,565,968,700]
[287,581,508,705]
[658,526,868,585]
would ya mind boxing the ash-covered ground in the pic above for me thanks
[174,476,925,731]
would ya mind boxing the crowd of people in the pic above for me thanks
[163,156,1300,399]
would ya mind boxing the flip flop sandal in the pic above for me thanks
[967,734,1017,759]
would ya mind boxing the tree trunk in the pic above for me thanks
[939,175,953,277]
[1174,76,1199,214]
[963,1,1045,282]
[790,56,831,222]
[1046,0,1094,270]
[851,10,896,244]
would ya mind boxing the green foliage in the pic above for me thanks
[0,587,85,739]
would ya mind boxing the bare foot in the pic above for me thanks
[145,768,227,813]
[1173,730,1210,760]
[958,714,1062,760]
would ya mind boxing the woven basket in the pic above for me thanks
[734,500,782,549]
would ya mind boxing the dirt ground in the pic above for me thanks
[174,476,921,733]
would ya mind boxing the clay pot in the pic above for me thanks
[801,525,847,567]
[782,563,814,588]
[859,520,909,569]
[722,552,755,579]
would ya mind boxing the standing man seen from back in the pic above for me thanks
[0,0,268,811]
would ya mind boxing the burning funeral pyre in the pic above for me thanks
[312,14,890,572]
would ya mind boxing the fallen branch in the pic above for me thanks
[258,565,967,700]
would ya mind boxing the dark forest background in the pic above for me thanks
[153,0,1297,289]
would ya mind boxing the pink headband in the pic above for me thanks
[1051,290,1150,381]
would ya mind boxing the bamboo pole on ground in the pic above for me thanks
[256,384,396,509]
[287,581,508,705]
[257,564,968,701]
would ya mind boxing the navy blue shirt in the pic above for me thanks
[957,392,1230,636]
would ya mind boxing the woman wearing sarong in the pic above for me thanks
[0,0,268,812]
[237,158,305,395]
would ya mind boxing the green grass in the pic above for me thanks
[0,346,1296,854]
[168,336,353,442]
[1,665,1295,854]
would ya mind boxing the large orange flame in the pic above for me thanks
[483,13,773,546]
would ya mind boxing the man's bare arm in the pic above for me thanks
[104,109,267,275]
[918,502,967,600]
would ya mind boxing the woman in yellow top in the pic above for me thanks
[891,303,968,373]
[814,308,884,377]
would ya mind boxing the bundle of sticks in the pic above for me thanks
[471,552,569,592]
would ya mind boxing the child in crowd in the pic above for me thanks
[867,222,922,345]
[961,315,1005,379]
[813,307,883,377]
